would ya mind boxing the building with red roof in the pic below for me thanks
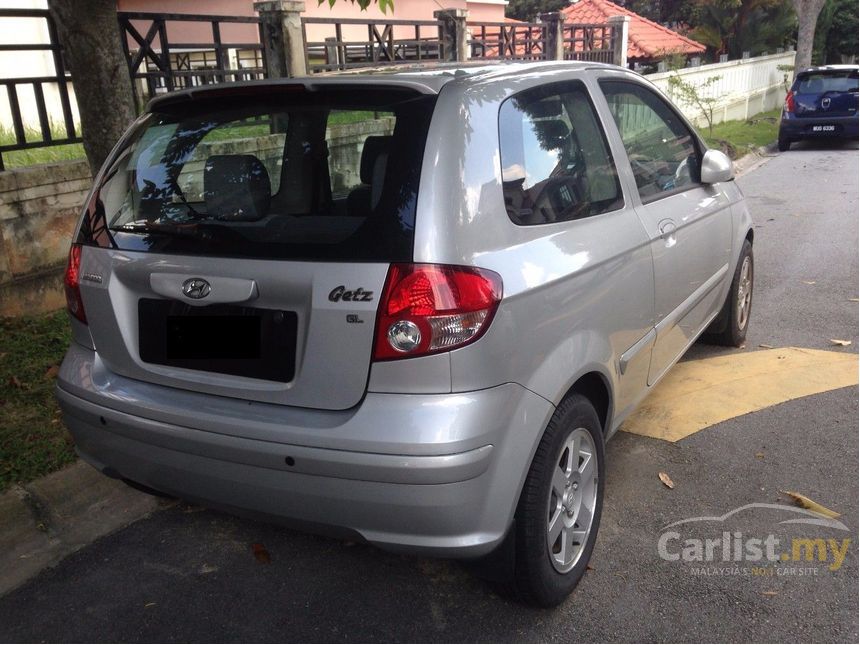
[561,0,705,64]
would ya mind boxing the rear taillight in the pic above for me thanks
[784,90,796,113]
[64,243,87,324]
[373,263,502,361]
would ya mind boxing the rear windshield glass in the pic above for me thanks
[796,70,859,94]
[77,87,436,262]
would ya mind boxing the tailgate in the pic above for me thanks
[70,84,436,411]
[794,69,859,118]
[80,247,387,410]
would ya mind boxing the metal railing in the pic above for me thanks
[0,8,79,171]
[302,17,441,72]
[117,11,267,105]
[0,8,624,171]
[468,22,548,61]
[563,23,616,63]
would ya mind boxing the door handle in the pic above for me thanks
[658,219,677,240]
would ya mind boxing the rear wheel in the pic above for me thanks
[510,394,604,607]
[778,134,792,151]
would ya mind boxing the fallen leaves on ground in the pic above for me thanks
[8,375,23,389]
[762,591,778,596]
[44,365,59,379]
[658,472,674,489]
[801,280,816,285]
[758,343,774,349]
[780,491,840,519]
[252,543,271,564]
[829,339,852,347]
[755,452,765,459]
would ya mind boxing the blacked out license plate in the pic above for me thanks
[138,299,297,382]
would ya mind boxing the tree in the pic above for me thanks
[791,0,828,74]
[506,0,569,22]
[666,68,722,136]
[619,0,697,26]
[813,0,859,64]
[48,0,136,176]
[690,0,796,60]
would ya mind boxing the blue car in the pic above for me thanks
[778,65,859,151]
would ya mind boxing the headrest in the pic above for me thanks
[203,154,271,222]
[360,136,392,184]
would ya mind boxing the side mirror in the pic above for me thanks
[701,149,734,184]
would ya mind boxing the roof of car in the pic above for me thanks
[146,60,622,110]
[799,64,859,74]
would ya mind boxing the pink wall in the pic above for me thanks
[119,0,258,45]
[465,2,507,22]
[117,0,507,45]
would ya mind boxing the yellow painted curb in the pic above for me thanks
[621,347,859,442]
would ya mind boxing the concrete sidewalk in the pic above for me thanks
[0,461,160,596]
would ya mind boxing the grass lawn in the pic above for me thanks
[0,125,86,169]
[702,109,782,159]
[0,311,75,492]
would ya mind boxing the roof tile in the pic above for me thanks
[561,0,705,59]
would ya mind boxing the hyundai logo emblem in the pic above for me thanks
[182,278,211,299]
[822,97,831,109]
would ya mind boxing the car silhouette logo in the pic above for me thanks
[182,278,211,299]
[822,97,831,109]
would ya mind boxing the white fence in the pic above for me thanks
[645,51,795,127]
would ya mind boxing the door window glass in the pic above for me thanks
[600,80,701,201]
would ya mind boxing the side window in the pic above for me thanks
[600,80,702,201]
[499,81,623,226]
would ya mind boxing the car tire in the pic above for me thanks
[511,393,604,607]
[777,135,791,151]
[703,239,754,347]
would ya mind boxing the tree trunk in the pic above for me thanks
[792,0,828,76]
[48,0,136,176]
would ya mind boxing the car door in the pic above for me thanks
[596,78,733,385]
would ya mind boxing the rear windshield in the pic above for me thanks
[77,87,436,262]
[796,70,859,94]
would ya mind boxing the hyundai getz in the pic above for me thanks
[57,62,754,607]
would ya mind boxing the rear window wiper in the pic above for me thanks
[112,221,202,237]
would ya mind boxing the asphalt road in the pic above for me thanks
[1,141,857,643]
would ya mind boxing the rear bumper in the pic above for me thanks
[780,114,859,139]
[56,343,554,557]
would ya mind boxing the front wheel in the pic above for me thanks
[511,394,604,607]
[704,239,754,347]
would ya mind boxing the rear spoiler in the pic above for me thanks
[146,77,444,112]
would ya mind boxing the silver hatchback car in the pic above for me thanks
[57,62,753,606]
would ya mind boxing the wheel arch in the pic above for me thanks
[560,371,613,435]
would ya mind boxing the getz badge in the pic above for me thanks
[328,285,374,302]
